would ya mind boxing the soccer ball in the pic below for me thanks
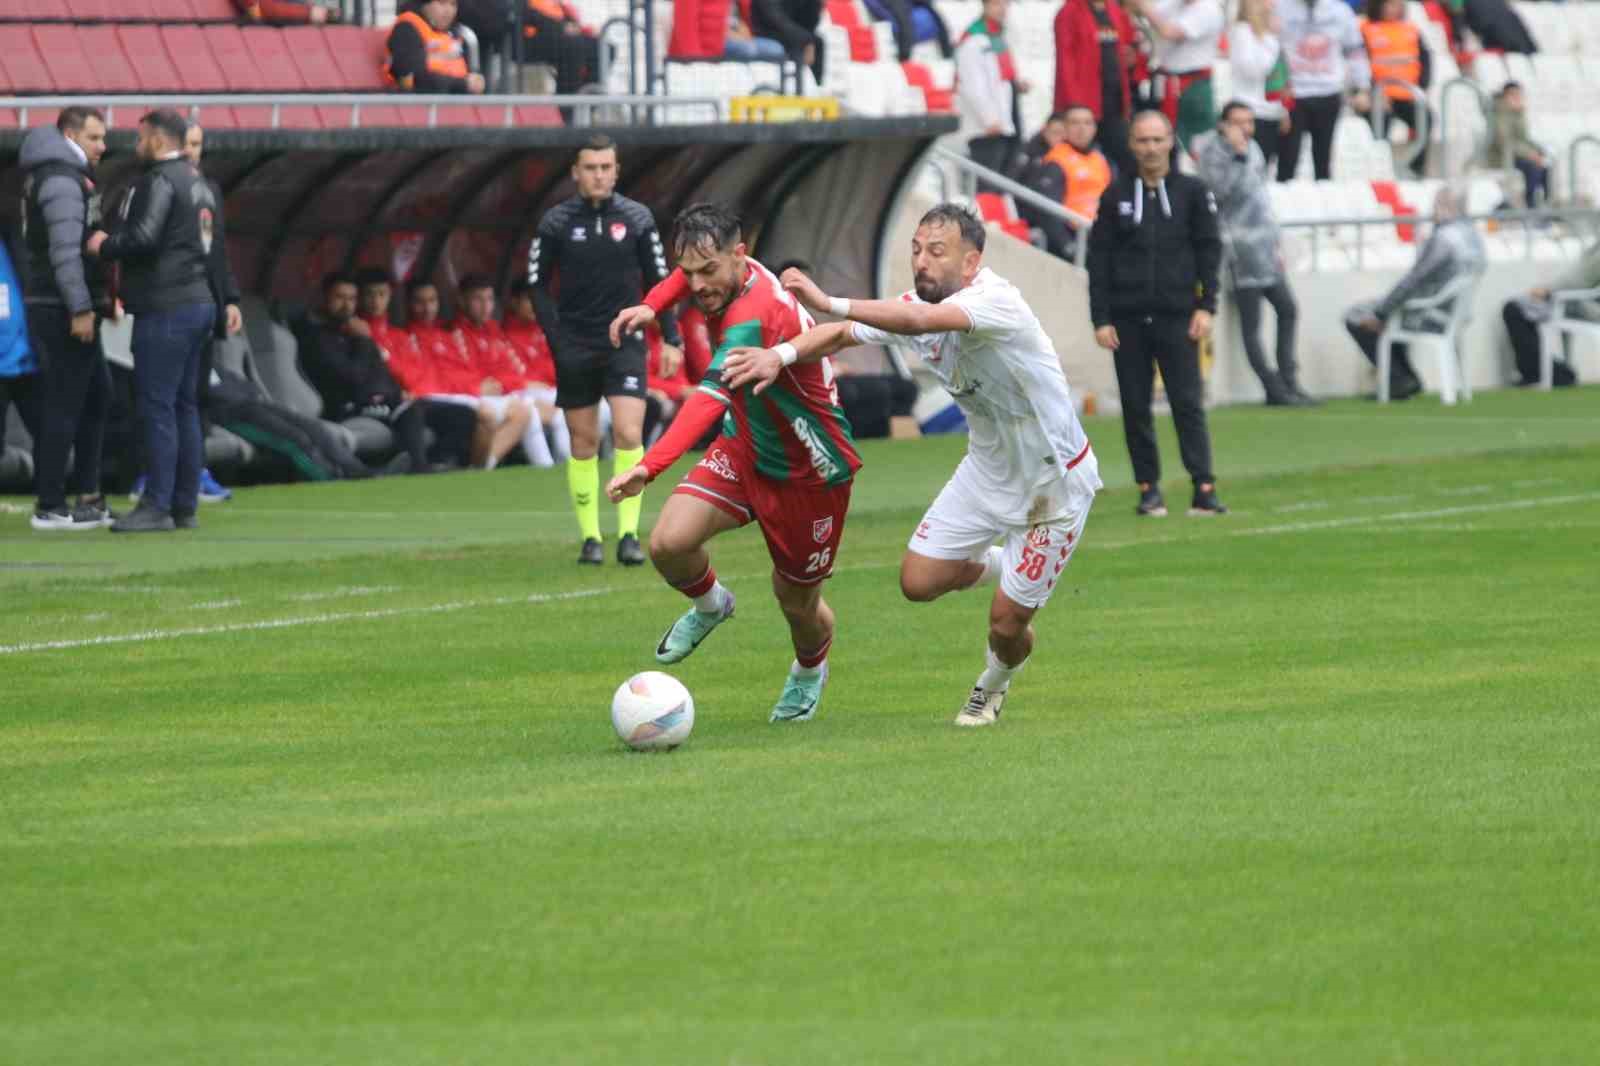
[611,671,695,751]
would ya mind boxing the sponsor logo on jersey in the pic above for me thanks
[570,226,587,241]
[622,375,640,391]
[697,448,739,482]
[610,222,628,242]
[791,416,843,481]
[914,520,931,540]
[812,516,834,544]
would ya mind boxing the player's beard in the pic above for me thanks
[694,289,731,316]
[914,272,955,304]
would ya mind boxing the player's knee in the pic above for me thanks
[899,570,943,603]
[988,601,1033,641]
[648,524,690,561]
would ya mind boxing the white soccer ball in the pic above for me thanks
[611,671,695,751]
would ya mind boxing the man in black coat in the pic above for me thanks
[88,108,218,533]
[1087,109,1227,517]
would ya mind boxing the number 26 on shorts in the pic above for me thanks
[805,547,833,574]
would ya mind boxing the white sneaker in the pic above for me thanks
[954,686,1005,727]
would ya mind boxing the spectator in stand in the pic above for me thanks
[234,0,341,24]
[1013,110,1070,181]
[1462,0,1535,55]
[386,0,487,95]
[1128,0,1226,154]
[1277,0,1370,181]
[1031,105,1112,258]
[864,0,954,63]
[503,278,571,461]
[452,275,547,469]
[1228,0,1294,173]
[1197,101,1313,406]
[1486,82,1549,209]
[1343,186,1484,400]
[1054,0,1141,177]
[19,107,115,532]
[523,0,603,95]
[1501,240,1597,388]
[741,0,826,83]
[1360,0,1430,177]
[958,0,1030,179]
[724,2,788,61]
[294,272,475,472]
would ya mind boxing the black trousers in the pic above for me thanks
[1253,116,1284,176]
[836,374,918,439]
[0,371,42,444]
[968,134,1016,190]
[522,30,601,95]
[1343,316,1417,383]
[29,305,110,511]
[1502,301,1578,387]
[1278,92,1343,182]
[1234,281,1300,395]
[1377,97,1430,175]
[411,399,478,467]
[1110,312,1214,487]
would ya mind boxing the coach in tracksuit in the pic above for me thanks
[88,109,218,533]
[1088,109,1227,518]
[19,106,115,531]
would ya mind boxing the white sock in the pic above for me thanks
[522,419,555,468]
[693,581,728,614]
[973,545,1003,588]
[791,658,825,679]
[484,454,499,471]
[977,645,1025,692]
[550,411,572,461]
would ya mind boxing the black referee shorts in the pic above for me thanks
[554,334,648,410]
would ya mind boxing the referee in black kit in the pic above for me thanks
[1088,110,1227,518]
[530,134,681,567]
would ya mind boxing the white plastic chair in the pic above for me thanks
[1538,287,1600,390]
[1376,269,1484,404]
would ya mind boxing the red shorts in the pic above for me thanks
[673,437,852,586]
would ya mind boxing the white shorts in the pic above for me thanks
[907,450,1099,610]
[431,394,527,422]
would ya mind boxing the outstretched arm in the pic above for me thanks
[721,321,856,394]
[781,268,971,336]
[606,390,726,500]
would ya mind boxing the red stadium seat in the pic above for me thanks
[76,26,143,93]
[322,25,390,92]
[161,25,229,91]
[188,0,241,21]
[205,25,270,92]
[825,0,859,26]
[846,25,876,62]
[241,26,308,92]
[0,1,61,21]
[0,25,53,93]
[285,26,347,92]
[32,25,100,93]
[115,25,183,92]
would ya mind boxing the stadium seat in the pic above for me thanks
[205,25,269,93]
[322,25,390,93]
[287,27,352,93]
[0,24,52,93]
[1539,287,1600,390]
[0,1,60,21]
[1376,268,1483,404]
[116,25,183,93]
[189,0,242,20]
[76,26,143,94]
[161,25,228,92]
[237,27,306,92]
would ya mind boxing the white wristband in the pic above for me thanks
[775,342,799,367]
[828,297,851,318]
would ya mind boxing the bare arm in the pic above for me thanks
[781,268,970,336]
[721,321,857,394]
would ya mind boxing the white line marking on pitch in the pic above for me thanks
[1232,492,1600,538]
[1273,500,1332,513]
[282,585,400,603]
[191,599,243,610]
[1434,484,1493,497]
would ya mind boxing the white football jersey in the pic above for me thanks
[851,268,1095,523]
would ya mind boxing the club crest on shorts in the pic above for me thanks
[610,222,628,242]
[812,516,834,544]
[1027,525,1051,549]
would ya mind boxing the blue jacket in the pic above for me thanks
[0,239,34,378]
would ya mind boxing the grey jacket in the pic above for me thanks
[1195,131,1283,289]
[18,127,98,314]
[1370,218,1486,330]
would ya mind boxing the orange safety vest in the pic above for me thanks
[1360,19,1422,102]
[386,10,469,88]
[1042,142,1111,224]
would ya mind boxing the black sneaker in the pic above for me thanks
[30,506,98,532]
[74,494,118,529]
[617,533,646,567]
[1135,485,1168,517]
[577,537,604,565]
[1391,374,1422,401]
[173,510,199,530]
[1288,387,1321,407]
[110,502,176,533]
[1188,486,1228,516]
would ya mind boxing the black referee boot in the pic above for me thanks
[617,534,646,567]
[1135,484,1168,517]
[578,538,604,565]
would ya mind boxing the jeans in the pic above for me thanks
[1233,281,1300,396]
[725,35,789,61]
[29,304,110,511]
[1515,157,1548,207]
[132,302,217,514]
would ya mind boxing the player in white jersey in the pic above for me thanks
[722,203,1100,727]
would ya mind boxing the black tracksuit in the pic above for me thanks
[1088,170,1223,488]
[530,192,678,410]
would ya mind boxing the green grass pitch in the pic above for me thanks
[4,387,1600,1065]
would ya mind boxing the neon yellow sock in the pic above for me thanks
[567,456,601,542]
[614,446,645,538]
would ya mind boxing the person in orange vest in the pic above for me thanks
[1034,105,1112,258]
[523,0,603,96]
[387,0,487,95]
[1360,0,1431,176]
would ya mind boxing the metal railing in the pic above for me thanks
[1571,135,1600,204]
[927,145,1094,267]
[1369,77,1429,174]
[1437,75,1491,175]
[0,93,722,130]
[1277,206,1600,272]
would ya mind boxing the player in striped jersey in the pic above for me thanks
[606,203,861,723]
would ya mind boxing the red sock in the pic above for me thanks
[795,635,832,670]
[673,566,717,600]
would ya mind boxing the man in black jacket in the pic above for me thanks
[18,106,116,531]
[292,272,475,473]
[182,121,243,503]
[531,134,680,566]
[88,109,217,533]
[1087,109,1226,517]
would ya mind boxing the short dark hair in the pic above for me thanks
[579,134,617,156]
[1219,99,1254,123]
[140,108,190,146]
[354,267,392,290]
[1501,80,1523,94]
[1056,105,1094,122]
[507,277,534,299]
[57,106,106,135]
[671,202,742,260]
[322,271,358,295]
[1130,108,1173,136]
[458,273,494,295]
[917,202,986,252]
[406,279,439,298]
[775,258,813,275]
